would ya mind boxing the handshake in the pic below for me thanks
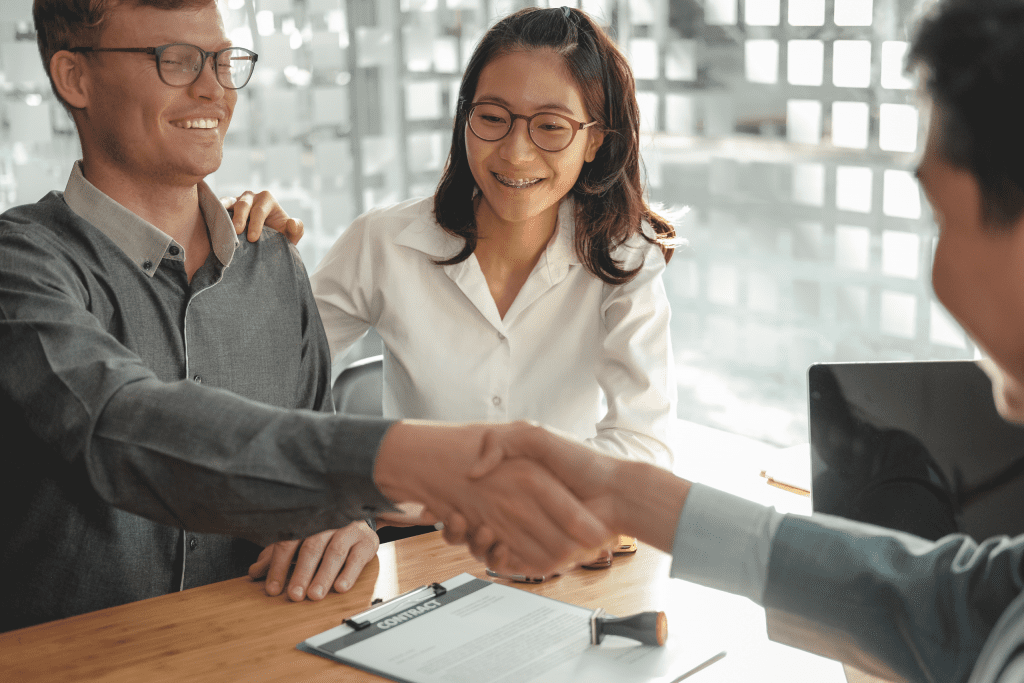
[373,420,690,575]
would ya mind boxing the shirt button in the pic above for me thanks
[498,333,506,341]
[492,396,501,407]
[193,374,202,383]
[142,260,153,270]
[168,245,181,256]
[189,538,198,550]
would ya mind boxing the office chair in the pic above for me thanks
[331,355,383,417]
[331,354,435,543]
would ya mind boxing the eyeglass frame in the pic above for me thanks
[67,43,259,90]
[463,100,599,152]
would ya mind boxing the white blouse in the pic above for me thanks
[310,197,676,467]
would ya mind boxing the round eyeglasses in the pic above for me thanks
[465,102,598,153]
[68,43,258,90]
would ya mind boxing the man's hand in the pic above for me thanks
[248,520,379,601]
[447,424,691,567]
[373,421,613,576]
[222,190,304,245]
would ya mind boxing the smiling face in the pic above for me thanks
[465,49,604,235]
[920,104,1024,422]
[75,2,234,190]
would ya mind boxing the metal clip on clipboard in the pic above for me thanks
[343,583,448,632]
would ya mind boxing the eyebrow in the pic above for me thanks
[475,95,578,117]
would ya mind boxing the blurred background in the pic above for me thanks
[0,0,969,446]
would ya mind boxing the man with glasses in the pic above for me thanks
[1,0,610,632]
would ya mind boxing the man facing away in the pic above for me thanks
[453,1,1024,681]
[0,0,611,632]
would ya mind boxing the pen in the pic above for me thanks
[759,470,810,496]
[670,650,727,682]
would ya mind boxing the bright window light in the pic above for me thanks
[835,0,873,25]
[883,170,922,218]
[629,39,658,80]
[745,40,779,84]
[666,40,697,81]
[788,40,824,85]
[705,0,737,25]
[930,301,966,348]
[256,10,275,36]
[879,103,919,153]
[833,40,871,87]
[746,0,781,26]
[637,91,658,133]
[789,0,825,25]
[708,264,739,306]
[835,225,870,271]
[792,162,824,206]
[881,41,915,89]
[836,166,872,213]
[880,291,916,339]
[831,101,869,149]
[882,230,920,279]
[787,100,822,144]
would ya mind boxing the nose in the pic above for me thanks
[190,54,226,100]
[498,118,538,163]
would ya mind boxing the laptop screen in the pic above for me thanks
[808,360,1024,541]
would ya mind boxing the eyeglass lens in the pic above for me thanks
[159,44,256,89]
[468,103,576,152]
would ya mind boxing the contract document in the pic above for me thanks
[299,573,724,683]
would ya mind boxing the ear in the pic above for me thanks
[583,128,605,163]
[49,50,90,109]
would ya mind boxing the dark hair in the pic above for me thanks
[908,0,1024,226]
[433,6,675,285]
[33,0,213,111]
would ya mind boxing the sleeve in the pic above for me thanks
[0,227,397,547]
[763,513,1024,683]
[287,239,335,414]
[670,483,782,603]
[309,213,378,364]
[588,231,676,468]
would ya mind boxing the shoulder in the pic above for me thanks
[608,220,667,275]
[0,193,95,263]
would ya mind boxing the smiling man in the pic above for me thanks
[0,0,613,632]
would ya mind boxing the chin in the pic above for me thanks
[978,357,1024,425]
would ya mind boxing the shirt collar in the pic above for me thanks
[63,161,238,276]
[395,197,581,270]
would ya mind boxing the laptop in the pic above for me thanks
[808,360,1024,541]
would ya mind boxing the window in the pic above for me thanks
[4,0,968,446]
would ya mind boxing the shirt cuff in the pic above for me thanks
[669,482,783,604]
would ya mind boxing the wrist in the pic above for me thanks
[609,461,690,554]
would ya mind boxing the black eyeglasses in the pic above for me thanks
[68,43,258,90]
[465,102,598,153]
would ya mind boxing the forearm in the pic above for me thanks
[92,377,397,545]
[607,460,690,554]
[765,515,1024,683]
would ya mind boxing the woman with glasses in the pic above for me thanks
[311,7,678,470]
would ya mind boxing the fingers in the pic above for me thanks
[242,190,274,243]
[261,539,301,597]
[225,191,256,238]
[287,523,379,601]
[248,544,274,580]
[282,217,304,245]
[331,527,379,595]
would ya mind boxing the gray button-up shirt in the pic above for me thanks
[0,164,394,631]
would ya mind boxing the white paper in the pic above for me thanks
[302,573,724,683]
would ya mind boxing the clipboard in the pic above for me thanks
[299,573,724,683]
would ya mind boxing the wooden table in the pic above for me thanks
[0,529,849,682]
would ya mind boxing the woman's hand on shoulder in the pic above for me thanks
[222,190,304,245]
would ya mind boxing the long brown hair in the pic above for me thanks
[433,6,675,285]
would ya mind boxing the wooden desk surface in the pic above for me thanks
[0,530,847,683]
